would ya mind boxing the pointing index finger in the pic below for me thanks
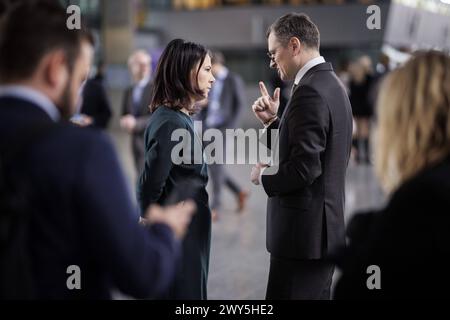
[259,81,270,97]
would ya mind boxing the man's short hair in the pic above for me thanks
[0,0,94,83]
[267,13,320,51]
[128,50,152,67]
[211,51,225,65]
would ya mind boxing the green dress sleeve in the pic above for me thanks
[137,116,187,213]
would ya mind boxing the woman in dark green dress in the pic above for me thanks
[137,39,215,300]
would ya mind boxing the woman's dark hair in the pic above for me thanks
[150,39,208,113]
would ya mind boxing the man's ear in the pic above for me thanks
[42,50,69,92]
[290,37,302,56]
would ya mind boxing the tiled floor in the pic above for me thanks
[111,130,386,300]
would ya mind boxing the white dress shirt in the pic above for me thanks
[293,56,325,86]
[131,76,151,115]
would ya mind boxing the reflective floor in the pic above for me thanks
[112,130,386,300]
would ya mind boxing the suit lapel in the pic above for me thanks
[219,75,230,106]
[138,82,153,116]
[278,62,332,131]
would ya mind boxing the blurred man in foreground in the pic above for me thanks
[0,1,193,299]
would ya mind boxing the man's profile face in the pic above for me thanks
[58,41,93,120]
[267,32,296,81]
[130,56,151,83]
[211,63,221,77]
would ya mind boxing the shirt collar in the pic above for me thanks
[0,85,61,122]
[294,56,325,85]
[216,67,229,81]
[136,75,150,88]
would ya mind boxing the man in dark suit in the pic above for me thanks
[196,51,249,220]
[75,61,112,130]
[0,1,194,299]
[120,50,153,175]
[251,13,353,299]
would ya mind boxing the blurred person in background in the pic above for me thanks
[0,1,194,299]
[196,51,249,221]
[374,52,391,76]
[334,51,450,299]
[121,50,153,175]
[336,58,351,95]
[349,55,374,164]
[137,39,215,300]
[368,53,391,120]
[74,61,112,130]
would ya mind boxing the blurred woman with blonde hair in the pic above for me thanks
[375,51,450,193]
[334,51,450,299]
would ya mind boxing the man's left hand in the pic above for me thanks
[251,163,269,185]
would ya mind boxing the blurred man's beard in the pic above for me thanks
[57,80,73,121]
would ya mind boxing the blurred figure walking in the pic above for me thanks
[76,61,112,129]
[196,51,249,221]
[349,55,374,164]
[121,50,153,175]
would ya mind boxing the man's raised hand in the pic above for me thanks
[252,81,280,125]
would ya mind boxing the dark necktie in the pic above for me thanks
[291,83,298,96]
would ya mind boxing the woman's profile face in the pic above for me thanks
[194,54,215,100]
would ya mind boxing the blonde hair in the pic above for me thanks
[375,51,450,193]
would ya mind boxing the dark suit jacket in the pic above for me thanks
[122,81,153,159]
[262,62,353,260]
[80,76,112,129]
[197,71,245,130]
[0,96,179,299]
[334,157,450,299]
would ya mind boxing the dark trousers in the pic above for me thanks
[266,255,334,300]
[208,163,241,210]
